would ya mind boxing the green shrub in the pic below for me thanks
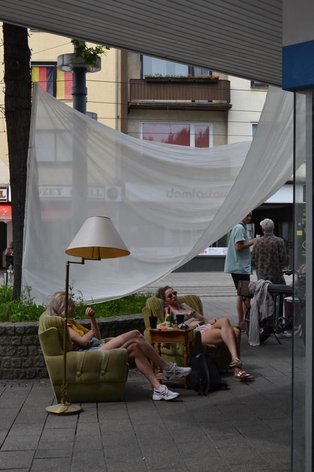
[0,286,45,322]
[0,285,152,322]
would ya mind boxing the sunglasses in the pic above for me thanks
[167,291,177,299]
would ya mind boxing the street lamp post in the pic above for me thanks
[72,66,87,114]
[57,50,102,229]
[57,52,101,114]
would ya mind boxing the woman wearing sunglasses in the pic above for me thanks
[156,286,254,382]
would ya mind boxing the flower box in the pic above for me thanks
[145,76,219,84]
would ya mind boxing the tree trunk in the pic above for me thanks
[3,24,31,299]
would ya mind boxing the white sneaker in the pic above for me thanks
[152,385,180,401]
[163,363,192,381]
[278,330,292,338]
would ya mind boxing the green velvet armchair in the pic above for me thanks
[38,313,129,402]
[142,294,232,371]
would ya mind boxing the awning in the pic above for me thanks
[0,204,12,221]
[0,0,282,85]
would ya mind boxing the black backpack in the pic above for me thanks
[189,353,228,395]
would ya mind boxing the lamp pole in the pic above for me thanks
[57,51,101,114]
[72,66,87,114]
[57,51,101,229]
[45,216,130,415]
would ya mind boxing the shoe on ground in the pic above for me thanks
[163,363,191,381]
[152,384,180,401]
[278,330,292,338]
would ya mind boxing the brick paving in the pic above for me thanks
[0,272,292,471]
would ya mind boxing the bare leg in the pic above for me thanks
[241,297,251,330]
[127,342,161,388]
[100,330,144,350]
[200,317,240,362]
[236,295,245,328]
[101,330,169,370]
[233,326,241,357]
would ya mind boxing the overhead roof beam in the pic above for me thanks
[0,0,282,85]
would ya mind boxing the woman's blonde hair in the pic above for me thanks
[47,291,75,318]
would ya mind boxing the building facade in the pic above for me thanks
[0,31,292,269]
[123,51,293,268]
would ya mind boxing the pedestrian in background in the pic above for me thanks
[4,241,14,269]
[224,213,256,330]
[252,218,288,284]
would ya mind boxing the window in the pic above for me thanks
[141,122,213,148]
[31,62,72,100]
[142,56,211,78]
[252,123,258,138]
[31,64,56,95]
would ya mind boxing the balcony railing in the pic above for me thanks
[129,78,231,111]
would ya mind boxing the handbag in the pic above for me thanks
[237,280,252,298]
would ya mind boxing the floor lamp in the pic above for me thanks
[46,216,130,415]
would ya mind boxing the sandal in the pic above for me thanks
[234,370,255,382]
[229,358,242,369]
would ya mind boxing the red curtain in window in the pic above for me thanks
[143,123,190,146]
[166,126,190,145]
[195,125,209,147]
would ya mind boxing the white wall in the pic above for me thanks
[227,76,267,144]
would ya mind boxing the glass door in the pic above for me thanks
[292,90,313,472]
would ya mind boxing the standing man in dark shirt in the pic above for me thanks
[252,218,288,283]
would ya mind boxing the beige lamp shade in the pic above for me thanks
[65,216,130,260]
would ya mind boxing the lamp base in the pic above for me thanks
[46,402,82,415]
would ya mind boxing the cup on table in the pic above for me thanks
[176,314,185,325]
[149,315,158,329]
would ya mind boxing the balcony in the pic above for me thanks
[129,78,231,111]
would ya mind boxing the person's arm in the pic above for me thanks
[186,310,216,326]
[67,325,95,347]
[164,305,171,321]
[251,244,256,267]
[86,306,101,340]
[184,304,216,325]
[235,239,256,251]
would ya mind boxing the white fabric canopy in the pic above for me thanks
[22,85,293,304]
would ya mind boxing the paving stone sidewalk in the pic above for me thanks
[0,272,293,472]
